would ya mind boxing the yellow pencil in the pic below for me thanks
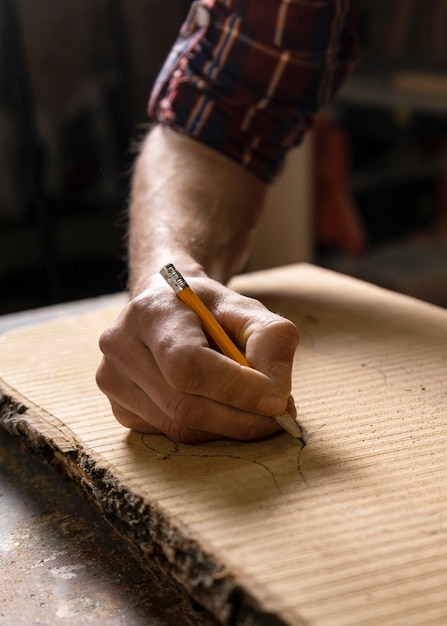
[160,263,305,442]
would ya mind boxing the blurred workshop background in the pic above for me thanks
[0,0,447,316]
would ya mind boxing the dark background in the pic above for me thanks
[0,0,191,314]
[1,0,447,315]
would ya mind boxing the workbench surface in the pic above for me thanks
[0,299,217,626]
[1,265,446,626]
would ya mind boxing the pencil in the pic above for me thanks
[160,263,305,442]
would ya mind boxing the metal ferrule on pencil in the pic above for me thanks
[160,263,189,294]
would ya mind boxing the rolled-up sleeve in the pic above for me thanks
[149,0,360,182]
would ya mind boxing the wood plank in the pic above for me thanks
[0,264,446,625]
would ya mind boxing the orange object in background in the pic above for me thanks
[314,112,367,255]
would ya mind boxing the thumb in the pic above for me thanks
[245,317,300,390]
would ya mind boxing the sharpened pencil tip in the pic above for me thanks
[274,413,306,442]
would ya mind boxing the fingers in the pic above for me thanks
[107,285,294,414]
[245,317,300,389]
[102,394,220,445]
[152,344,289,416]
[96,279,298,443]
[200,285,300,390]
[96,354,280,444]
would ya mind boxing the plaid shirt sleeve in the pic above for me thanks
[148,0,360,182]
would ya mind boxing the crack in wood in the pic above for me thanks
[140,435,284,495]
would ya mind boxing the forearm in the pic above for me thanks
[128,125,267,296]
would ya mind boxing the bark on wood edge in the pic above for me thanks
[0,382,290,626]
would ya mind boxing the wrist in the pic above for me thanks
[128,253,207,298]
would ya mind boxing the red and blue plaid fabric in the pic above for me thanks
[149,0,360,181]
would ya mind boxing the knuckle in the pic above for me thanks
[164,392,196,425]
[279,317,300,342]
[163,394,216,443]
[95,359,110,393]
[98,327,116,356]
[126,292,150,324]
[126,288,168,327]
[289,320,300,344]
[109,402,134,429]
[165,422,200,445]
[269,317,300,349]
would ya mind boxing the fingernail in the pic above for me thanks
[258,394,286,415]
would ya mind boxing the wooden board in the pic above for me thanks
[0,264,446,626]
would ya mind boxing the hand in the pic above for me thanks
[96,275,299,443]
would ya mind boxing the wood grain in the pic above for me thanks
[1,264,446,625]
